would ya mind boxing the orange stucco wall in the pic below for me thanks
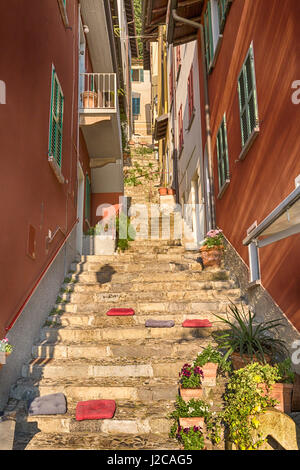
[198,0,300,328]
[91,193,123,227]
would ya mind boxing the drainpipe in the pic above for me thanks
[171,9,216,230]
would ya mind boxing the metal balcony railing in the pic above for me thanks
[79,73,117,111]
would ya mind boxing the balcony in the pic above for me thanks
[79,73,117,116]
[79,72,122,167]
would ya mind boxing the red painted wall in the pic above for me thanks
[91,193,123,227]
[198,0,300,328]
[0,0,80,336]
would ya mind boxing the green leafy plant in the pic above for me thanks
[170,396,210,420]
[202,229,224,248]
[194,344,231,373]
[223,362,281,450]
[175,426,205,450]
[275,358,294,384]
[213,302,288,363]
[179,363,203,389]
[0,338,13,354]
[116,213,135,251]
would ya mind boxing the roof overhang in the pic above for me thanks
[123,0,139,58]
[154,113,169,140]
[142,0,168,69]
[167,0,204,46]
[243,185,300,248]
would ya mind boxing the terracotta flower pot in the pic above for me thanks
[179,386,203,402]
[179,416,205,429]
[199,245,224,268]
[159,187,168,196]
[201,362,218,386]
[167,188,176,195]
[259,383,293,413]
[231,352,272,370]
[81,91,98,109]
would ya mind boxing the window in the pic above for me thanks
[131,68,144,82]
[237,43,259,154]
[169,66,174,108]
[188,65,194,124]
[178,105,184,154]
[132,97,140,115]
[216,115,230,197]
[57,0,68,27]
[49,66,64,169]
[204,0,232,72]
[217,0,232,33]
[85,174,91,224]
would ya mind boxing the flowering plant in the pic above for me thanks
[170,396,210,419]
[175,425,205,450]
[203,229,223,248]
[179,363,203,389]
[0,338,13,354]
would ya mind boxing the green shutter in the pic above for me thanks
[49,67,64,168]
[85,175,91,223]
[216,115,230,190]
[204,1,214,71]
[238,44,259,147]
[140,69,144,82]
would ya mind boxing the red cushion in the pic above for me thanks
[106,308,135,316]
[76,400,116,421]
[182,319,212,328]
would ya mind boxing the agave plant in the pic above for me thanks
[212,301,288,363]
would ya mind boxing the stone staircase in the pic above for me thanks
[4,146,243,450]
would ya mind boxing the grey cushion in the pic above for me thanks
[145,319,175,328]
[28,393,67,416]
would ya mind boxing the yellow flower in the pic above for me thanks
[251,418,260,429]
[253,375,262,383]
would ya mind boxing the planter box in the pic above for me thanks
[83,235,116,256]
[159,187,168,196]
[179,416,205,429]
[259,383,293,413]
[199,245,224,268]
[179,386,203,402]
[0,352,6,365]
[201,362,218,386]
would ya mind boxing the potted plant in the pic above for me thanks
[194,344,231,386]
[259,359,294,413]
[179,363,204,401]
[167,188,176,195]
[223,362,281,450]
[170,396,210,430]
[0,338,13,369]
[213,302,288,370]
[199,229,224,267]
[81,90,98,109]
[175,425,206,450]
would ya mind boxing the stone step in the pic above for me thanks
[32,337,213,360]
[45,311,230,331]
[69,261,206,274]
[61,279,236,294]
[12,400,175,435]
[15,431,179,450]
[56,288,241,304]
[21,357,197,380]
[66,269,230,284]
[39,323,215,344]
[10,376,180,403]
[53,298,232,315]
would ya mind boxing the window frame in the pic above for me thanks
[132,96,141,116]
[237,42,260,160]
[57,0,69,27]
[48,65,65,183]
[178,104,184,156]
[216,114,230,198]
[187,65,195,127]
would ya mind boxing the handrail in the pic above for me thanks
[5,218,79,332]
[46,226,66,249]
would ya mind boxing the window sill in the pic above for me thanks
[217,179,230,199]
[186,109,195,132]
[238,126,260,161]
[57,0,69,27]
[207,34,223,74]
[48,155,65,184]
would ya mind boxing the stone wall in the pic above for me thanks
[223,236,300,373]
